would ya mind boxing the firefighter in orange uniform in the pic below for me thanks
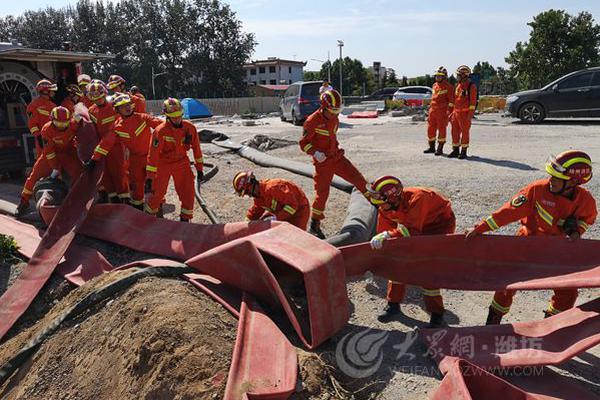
[466,151,597,324]
[449,65,477,159]
[86,80,129,203]
[300,89,370,238]
[89,94,162,209]
[27,79,58,160]
[145,98,203,222]
[130,86,145,101]
[107,74,147,113]
[77,74,94,109]
[16,107,82,216]
[61,84,84,113]
[368,176,456,328]
[424,67,454,156]
[232,171,311,229]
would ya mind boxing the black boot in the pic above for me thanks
[485,306,503,325]
[180,217,190,223]
[543,310,553,319]
[428,312,445,328]
[156,204,164,218]
[131,202,144,211]
[97,191,109,204]
[308,218,326,239]
[109,196,121,204]
[447,146,459,158]
[434,142,445,156]
[458,147,468,159]
[423,140,435,154]
[378,302,401,322]
[15,198,30,217]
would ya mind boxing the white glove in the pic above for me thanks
[262,215,277,221]
[313,151,326,163]
[50,169,60,179]
[370,231,391,250]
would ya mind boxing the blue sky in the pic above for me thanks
[3,1,600,76]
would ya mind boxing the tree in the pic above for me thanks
[303,71,322,81]
[385,70,399,87]
[473,61,496,79]
[506,10,600,90]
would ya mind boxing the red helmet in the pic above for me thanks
[369,176,403,205]
[163,97,183,118]
[50,106,71,129]
[36,79,58,94]
[320,89,343,114]
[456,65,471,76]
[113,93,133,109]
[66,84,83,97]
[107,74,126,90]
[545,150,592,185]
[232,171,256,196]
[434,66,448,77]
[87,80,108,101]
[77,74,91,87]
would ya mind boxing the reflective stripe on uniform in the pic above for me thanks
[422,288,441,297]
[118,193,130,199]
[195,157,203,163]
[283,205,296,215]
[130,199,144,206]
[90,114,98,123]
[181,208,193,215]
[303,143,313,153]
[436,90,448,95]
[45,152,56,160]
[311,208,323,215]
[546,302,562,315]
[535,201,554,226]
[485,216,500,231]
[491,299,510,315]
[468,105,476,110]
[37,108,50,116]
[397,224,410,237]
[107,192,118,198]
[578,220,590,232]
[22,188,33,195]
[164,136,176,143]
[144,204,158,214]
[448,103,454,107]
[146,165,157,172]
[29,126,40,134]
[94,146,108,156]
[115,130,130,138]
[135,121,147,136]
[53,139,64,144]
[270,199,277,210]
[101,115,116,125]
[315,128,330,136]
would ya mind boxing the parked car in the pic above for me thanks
[392,86,433,102]
[279,81,322,125]
[506,67,600,123]
[367,87,399,100]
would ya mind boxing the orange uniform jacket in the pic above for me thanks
[60,98,78,114]
[41,121,78,169]
[94,112,162,157]
[146,120,204,175]
[473,179,597,236]
[246,179,309,221]
[81,96,94,109]
[299,110,343,161]
[27,97,55,138]
[132,94,147,114]
[430,81,455,111]
[379,188,454,237]
[453,80,477,114]
[89,102,118,156]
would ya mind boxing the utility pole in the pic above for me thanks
[310,58,331,82]
[151,66,168,99]
[337,40,344,96]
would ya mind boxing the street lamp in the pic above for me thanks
[151,66,168,99]
[337,40,344,96]
[310,58,331,82]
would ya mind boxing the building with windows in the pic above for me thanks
[244,58,306,86]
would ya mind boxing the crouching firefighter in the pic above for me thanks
[368,176,456,328]
[233,171,311,229]
[466,150,597,324]
[145,98,203,222]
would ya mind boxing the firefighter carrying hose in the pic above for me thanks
[107,74,147,113]
[233,171,311,229]
[16,107,83,216]
[27,79,58,160]
[77,74,94,109]
[87,93,162,209]
[145,98,203,222]
[424,67,454,156]
[299,89,370,239]
[368,176,456,328]
[466,150,597,324]
[86,80,130,203]
[449,65,477,159]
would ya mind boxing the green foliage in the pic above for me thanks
[385,99,405,110]
[319,57,373,96]
[0,0,256,99]
[407,74,434,87]
[303,71,322,81]
[506,9,600,90]
[0,234,20,264]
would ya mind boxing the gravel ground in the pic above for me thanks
[179,113,600,398]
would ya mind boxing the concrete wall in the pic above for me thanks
[146,97,281,116]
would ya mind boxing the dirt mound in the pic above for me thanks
[0,273,237,400]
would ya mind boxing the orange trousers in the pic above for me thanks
[380,212,456,315]
[146,158,195,221]
[22,150,82,201]
[101,143,129,201]
[450,111,472,148]
[128,153,147,207]
[286,205,310,229]
[491,288,578,316]
[311,155,367,220]
[427,109,449,143]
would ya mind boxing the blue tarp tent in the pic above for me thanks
[181,98,212,119]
